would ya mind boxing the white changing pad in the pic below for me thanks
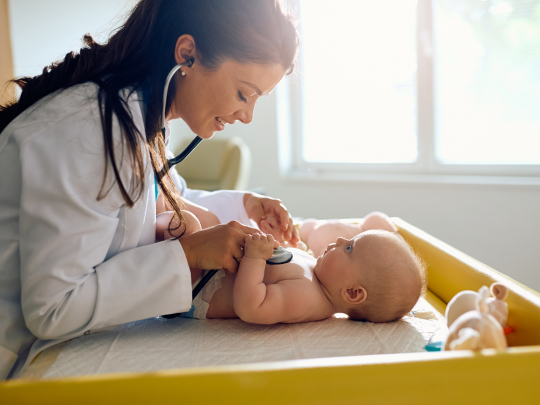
[29,298,446,379]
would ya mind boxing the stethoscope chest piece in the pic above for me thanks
[266,246,293,265]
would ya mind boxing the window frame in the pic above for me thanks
[277,0,540,183]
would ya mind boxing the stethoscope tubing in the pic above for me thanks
[161,58,194,137]
[159,57,202,169]
[156,58,201,181]
[167,136,202,167]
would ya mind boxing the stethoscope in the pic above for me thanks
[159,59,293,318]
[157,58,202,175]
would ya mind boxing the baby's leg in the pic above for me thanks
[156,210,202,241]
[156,192,220,229]
[359,211,397,233]
[155,212,174,242]
[298,219,317,243]
[306,221,363,257]
[156,210,203,284]
[183,199,221,229]
[302,213,396,257]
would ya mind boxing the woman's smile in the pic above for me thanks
[171,59,286,139]
[214,117,227,131]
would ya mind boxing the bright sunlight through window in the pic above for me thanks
[301,0,418,164]
[298,0,540,170]
[434,0,540,165]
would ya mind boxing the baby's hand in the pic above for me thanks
[243,233,275,260]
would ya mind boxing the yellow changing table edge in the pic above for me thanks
[3,348,540,404]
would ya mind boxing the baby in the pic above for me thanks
[157,209,426,323]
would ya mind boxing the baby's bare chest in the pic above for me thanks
[262,250,316,285]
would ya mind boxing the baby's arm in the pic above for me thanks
[233,235,308,324]
[233,234,274,323]
[156,210,203,284]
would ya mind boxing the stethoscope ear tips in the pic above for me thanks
[186,58,195,68]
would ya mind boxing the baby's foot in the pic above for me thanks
[308,221,362,257]
[359,212,397,233]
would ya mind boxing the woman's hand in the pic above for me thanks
[243,193,299,247]
[178,221,277,273]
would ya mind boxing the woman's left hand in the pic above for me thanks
[243,192,299,247]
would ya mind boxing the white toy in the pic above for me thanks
[444,286,507,351]
[445,282,509,328]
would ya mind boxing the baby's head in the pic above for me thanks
[314,230,426,323]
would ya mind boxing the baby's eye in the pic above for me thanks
[346,245,352,252]
[238,91,247,103]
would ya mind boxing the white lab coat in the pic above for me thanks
[0,82,251,379]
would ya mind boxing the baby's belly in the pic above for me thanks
[206,272,237,318]
[205,257,312,319]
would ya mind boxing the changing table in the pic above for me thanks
[2,218,540,404]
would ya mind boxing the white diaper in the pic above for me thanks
[180,269,226,320]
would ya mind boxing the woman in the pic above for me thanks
[0,0,299,379]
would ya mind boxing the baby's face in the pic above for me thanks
[313,230,408,303]
[312,233,366,297]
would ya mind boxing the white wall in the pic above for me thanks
[9,0,128,77]
[10,0,540,292]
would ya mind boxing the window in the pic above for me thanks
[278,0,540,181]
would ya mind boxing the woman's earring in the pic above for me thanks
[181,70,186,76]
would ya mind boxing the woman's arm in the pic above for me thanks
[164,146,252,225]
[165,148,298,245]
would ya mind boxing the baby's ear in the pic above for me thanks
[341,286,367,305]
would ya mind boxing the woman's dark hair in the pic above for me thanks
[0,0,298,233]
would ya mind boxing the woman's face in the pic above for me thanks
[169,60,286,139]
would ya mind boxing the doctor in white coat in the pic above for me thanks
[0,0,299,379]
